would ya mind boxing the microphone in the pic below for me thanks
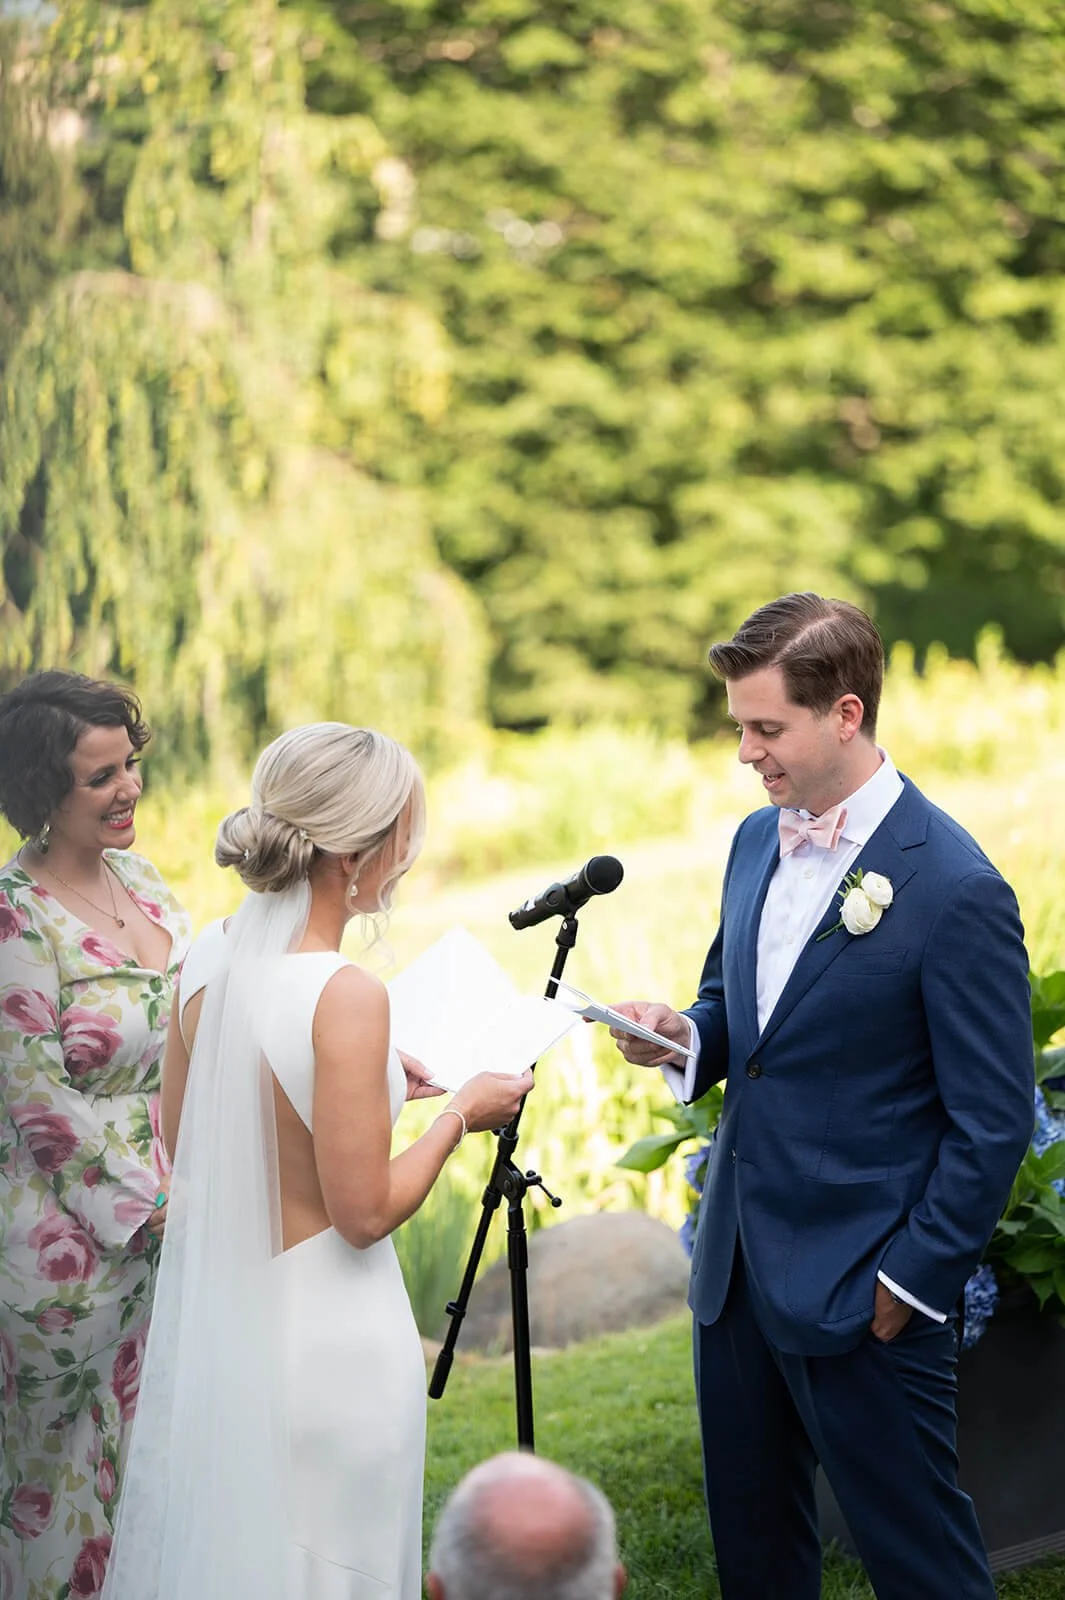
[508,855,624,931]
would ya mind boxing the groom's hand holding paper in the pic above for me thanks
[592,997,695,1068]
[387,926,579,1093]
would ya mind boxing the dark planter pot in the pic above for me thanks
[816,1296,1065,1573]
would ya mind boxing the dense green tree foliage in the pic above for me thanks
[292,0,1065,729]
[1,0,1064,764]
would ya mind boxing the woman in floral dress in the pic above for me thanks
[0,672,191,1600]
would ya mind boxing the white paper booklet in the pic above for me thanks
[552,981,697,1061]
[387,925,579,1091]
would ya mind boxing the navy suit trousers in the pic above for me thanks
[693,1253,995,1600]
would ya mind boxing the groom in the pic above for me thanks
[613,592,1034,1599]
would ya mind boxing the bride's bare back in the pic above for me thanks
[178,984,333,1251]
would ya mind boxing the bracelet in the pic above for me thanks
[436,1106,467,1151]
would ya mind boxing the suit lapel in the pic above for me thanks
[752,779,926,1051]
[730,816,780,1045]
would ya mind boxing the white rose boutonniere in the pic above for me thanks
[817,868,894,941]
[860,872,894,909]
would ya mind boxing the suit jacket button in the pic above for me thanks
[730,1148,737,1163]
[746,1062,762,1079]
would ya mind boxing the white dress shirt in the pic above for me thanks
[755,752,902,1031]
[666,751,946,1323]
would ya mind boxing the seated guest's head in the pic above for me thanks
[427,1451,626,1600]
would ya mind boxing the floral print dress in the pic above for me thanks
[0,852,190,1600]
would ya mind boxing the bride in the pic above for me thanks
[102,724,534,1600]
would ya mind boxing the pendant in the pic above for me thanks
[115,917,126,928]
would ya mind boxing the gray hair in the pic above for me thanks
[429,1454,619,1600]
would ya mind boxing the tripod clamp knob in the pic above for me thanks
[524,1170,562,1208]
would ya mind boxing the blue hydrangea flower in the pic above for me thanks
[679,1139,712,1259]
[1032,1087,1065,1194]
[684,1144,710,1194]
[962,1263,999,1351]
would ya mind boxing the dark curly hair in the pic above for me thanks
[0,671,151,839]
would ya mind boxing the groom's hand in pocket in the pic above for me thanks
[871,1280,913,1342]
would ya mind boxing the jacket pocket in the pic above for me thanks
[783,1174,903,1325]
[843,947,907,977]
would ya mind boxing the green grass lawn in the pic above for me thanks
[423,1314,1065,1599]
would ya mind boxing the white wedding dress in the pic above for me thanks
[102,894,426,1600]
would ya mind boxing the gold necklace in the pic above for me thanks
[45,863,126,928]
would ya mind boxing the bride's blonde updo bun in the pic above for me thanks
[215,723,424,899]
[214,806,317,894]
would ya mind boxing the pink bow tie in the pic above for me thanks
[778,805,848,857]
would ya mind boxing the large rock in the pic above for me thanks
[457,1211,690,1352]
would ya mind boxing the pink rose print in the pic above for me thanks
[83,1165,103,1188]
[111,1324,147,1420]
[9,1105,78,1174]
[0,986,57,1035]
[69,1533,112,1598]
[0,1329,17,1407]
[131,892,164,923]
[0,892,29,943]
[96,1459,116,1504]
[60,1008,122,1080]
[10,1483,54,1539]
[79,930,125,966]
[114,1165,159,1228]
[36,1304,76,1335]
[28,1209,100,1283]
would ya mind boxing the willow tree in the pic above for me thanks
[0,19,81,373]
[0,0,484,776]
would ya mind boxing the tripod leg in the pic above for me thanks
[507,1189,535,1450]
[429,1176,503,1399]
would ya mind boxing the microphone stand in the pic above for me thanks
[428,914,577,1449]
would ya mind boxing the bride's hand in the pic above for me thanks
[399,1051,445,1101]
[452,1068,534,1133]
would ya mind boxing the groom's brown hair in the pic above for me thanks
[707,592,884,736]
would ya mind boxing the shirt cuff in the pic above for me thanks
[661,1019,700,1103]
[877,1270,948,1324]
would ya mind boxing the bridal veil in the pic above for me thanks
[102,882,310,1600]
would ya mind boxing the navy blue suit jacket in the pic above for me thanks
[685,776,1034,1357]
